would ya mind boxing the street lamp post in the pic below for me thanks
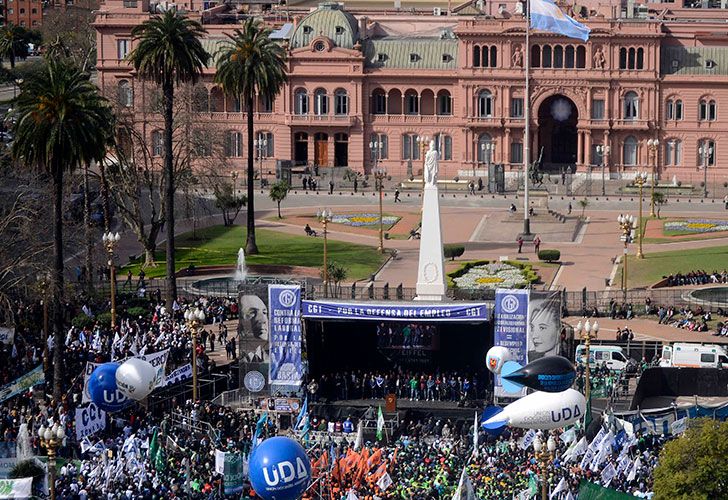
[480,141,495,178]
[38,423,65,500]
[102,231,121,328]
[254,137,268,187]
[37,273,51,372]
[230,170,238,195]
[317,209,333,297]
[647,139,659,217]
[699,143,713,199]
[596,144,610,196]
[372,165,387,254]
[13,78,23,99]
[633,172,648,259]
[533,434,556,500]
[575,319,599,403]
[617,214,637,301]
[184,307,206,401]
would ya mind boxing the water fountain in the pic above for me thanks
[16,421,33,460]
[233,248,247,281]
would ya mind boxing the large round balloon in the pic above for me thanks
[249,436,311,500]
[486,346,510,374]
[115,358,157,401]
[500,356,576,394]
[88,362,130,412]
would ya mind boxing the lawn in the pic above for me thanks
[642,217,728,244]
[617,245,728,288]
[122,225,387,281]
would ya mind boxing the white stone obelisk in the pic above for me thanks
[415,140,447,301]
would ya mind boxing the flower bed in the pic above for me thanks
[448,260,540,290]
[664,219,728,235]
[330,213,400,228]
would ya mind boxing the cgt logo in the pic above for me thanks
[262,457,309,487]
[551,404,582,424]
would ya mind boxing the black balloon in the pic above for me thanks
[501,355,576,393]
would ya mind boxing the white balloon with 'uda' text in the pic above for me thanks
[115,358,157,401]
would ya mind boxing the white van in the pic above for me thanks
[659,343,728,368]
[575,345,629,371]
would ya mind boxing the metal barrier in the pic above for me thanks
[168,410,221,443]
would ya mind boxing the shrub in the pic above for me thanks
[443,244,465,261]
[71,314,94,330]
[126,306,148,319]
[538,249,561,262]
[95,312,113,327]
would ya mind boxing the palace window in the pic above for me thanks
[698,139,715,166]
[437,91,452,115]
[623,91,639,120]
[151,130,163,157]
[510,97,524,118]
[260,94,273,113]
[192,129,212,157]
[256,131,274,157]
[619,47,644,70]
[666,99,683,121]
[314,88,328,115]
[402,133,421,161]
[225,131,243,157]
[370,133,389,160]
[117,80,133,107]
[117,39,131,60]
[623,136,638,166]
[434,133,452,161]
[478,90,493,117]
[664,140,682,166]
[591,99,605,120]
[294,89,308,115]
[372,91,386,114]
[699,99,716,121]
[473,45,497,68]
[334,89,348,115]
[477,133,494,163]
[511,141,523,164]
[405,91,419,115]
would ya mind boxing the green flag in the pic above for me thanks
[528,472,539,497]
[149,428,165,471]
[376,406,385,441]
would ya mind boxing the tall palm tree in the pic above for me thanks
[215,19,287,255]
[128,10,208,302]
[0,23,29,69]
[12,59,112,401]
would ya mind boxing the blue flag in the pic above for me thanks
[530,0,590,42]
[252,412,268,452]
[295,397,308,430]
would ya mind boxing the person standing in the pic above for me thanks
[353,177,358,193]
[568,202,572,215]
[534,235,541,254]
[517,236,524,253]
[724,194,728,210]
[394,189,401,202]
[329,179,334,194]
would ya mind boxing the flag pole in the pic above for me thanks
[523,0,532,236]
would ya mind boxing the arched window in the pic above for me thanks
[473,46,481,67]
[623,136,638,165]
[225,131,242,157]
[636,48,644,70]
[192,86,209,112]
[151,130,163,157]
[482,46,489,68]
[405,90,419,115]
[314,88,328,115]
[372,89,387,114]
[256,131,274,157]
[623,91,639,120]
[619,48,627,70]
[553,45,564,68]
[478,90,493,117]
[294,89,308,115]
[665,140,682,166]
[699,99,717,121]
[334,89,348,115]
[666,99,683,121]
[531,45,541,68]
[490,46,497,67]
[576,46,586,68]
[210,87,224,112]
[565,46,575,68]
[260,94,273,113]
[628,48,636,70]
[698,139,715,166]
[118,80,133,107]
[370,133,388,160]
[542,45,552,68]
[437,90,452,115]
[477,133,493,163]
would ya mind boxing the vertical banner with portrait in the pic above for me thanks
[527,291,563,363]
[494,289,529,399]
[268,284,303,387]
[239,284,272,396]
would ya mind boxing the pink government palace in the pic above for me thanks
[95,0,728,184]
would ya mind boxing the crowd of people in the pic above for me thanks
[375,323,437,349]
[307,370,486,403]
[663,270,728,287]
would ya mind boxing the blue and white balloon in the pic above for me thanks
[486,346,510,374]
[116,358,157,401]
[249,436,311,500]
[88,362,130,412]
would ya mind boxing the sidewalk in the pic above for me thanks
[562,317,728,345]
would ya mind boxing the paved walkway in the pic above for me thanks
[562,317,728,345]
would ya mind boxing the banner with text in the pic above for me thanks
[269,285,303,386]
[0,365,44,404]
[494,289,529,398]
[75,403,107,440]
[223,453,245,495]
[301,301,489,322]
[0,328,14,345]
[164,364,192,387]
[0,477,32,499]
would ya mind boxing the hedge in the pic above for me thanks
[538,249,561,262]
[444,244,465,261]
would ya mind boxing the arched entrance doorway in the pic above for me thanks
[294,132,308,166]
[314,132,329,166]
[538,95,578,171]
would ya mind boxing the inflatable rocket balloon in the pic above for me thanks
[500,356,576,394]
[486,346,511,374]
[482,389,586,431]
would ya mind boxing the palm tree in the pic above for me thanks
[12,59,112,401]
[0,23,29,69]
[215,19,287,255]
[128,10,208,302]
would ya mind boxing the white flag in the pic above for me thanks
[354,420,363,451]
[452,467,476,500]
[565,437,587,462]
[376,472,393,492]
[520,429,537,450]
[627,456,641,482]
[215,450,225,474]
[588,427,606,452]
[560,428,576,444]
[472,411,479,454]
[549,477,567,499]
[346,490,359,500]
[579,447,595,469]
[0,477,33,499]
[601,463,617,486]
[671,417,688,435]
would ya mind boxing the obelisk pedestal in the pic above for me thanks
[415,183,446,301]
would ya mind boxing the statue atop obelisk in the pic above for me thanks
[415,140,447,301]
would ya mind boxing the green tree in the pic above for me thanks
[214,181,247,226]
[578,198,589,218]
[12,59,111,400]
[0,24,29,69]
[652,191,667,219]
[321,261,347,297]
[214,18,287,255]
[128,10,209,302]
[653,418,728,500]
[269,181,290,218]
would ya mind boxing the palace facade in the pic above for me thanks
[95,0,728,181]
